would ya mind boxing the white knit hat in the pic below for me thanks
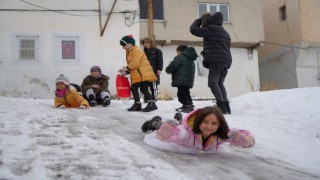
[56,74,70,85]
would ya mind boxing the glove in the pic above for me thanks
[58,105,66,109]
[229,130,255,148]
[157,121,177,140]
[79,105,87,109]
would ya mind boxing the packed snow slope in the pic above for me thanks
[0,87,319,180]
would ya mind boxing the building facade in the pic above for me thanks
[0,0,265,99]
[140,0,264,98]
[259,0,320,89]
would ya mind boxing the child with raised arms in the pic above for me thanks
[141,106,254,152]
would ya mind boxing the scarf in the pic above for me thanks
[56,87,68,97]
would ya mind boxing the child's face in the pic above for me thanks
[199,113,219,138]
[176,50,181,55]
[56,81,67,90]
[91,70,101,77]
[122,44,132,50]
[143,42,150,49]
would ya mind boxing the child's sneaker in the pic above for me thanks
[174,112,183,124]
[141,116,162,132]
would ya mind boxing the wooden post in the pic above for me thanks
[147,0,155,45]
[100,0,117,36]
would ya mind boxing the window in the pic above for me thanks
[279,5,287,21]
[198,3,230,23]
[15,36,39,63]
[55,36,80,64]
[139,0,164,20]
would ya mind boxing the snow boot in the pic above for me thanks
[141,116,162,132]
[88,94,97,107]
[225,101,231,114]
[102,96,111,107]
[180,104,194,113]
[216,101,228,114]
[90,100,97,107]
[142,100,158,112]
[127,102,142,111]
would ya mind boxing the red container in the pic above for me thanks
[116,74,131,98]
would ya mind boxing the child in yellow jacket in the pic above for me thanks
[54,74,89,109]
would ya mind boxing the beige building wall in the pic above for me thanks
[259,0,320,60]
[259,0,320,89]
[140,0,264,47]
[139,0,263,98]
[300,0,320,42]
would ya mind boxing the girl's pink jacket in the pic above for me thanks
[157,109,255,152]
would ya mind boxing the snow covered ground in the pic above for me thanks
[0,87,320,180]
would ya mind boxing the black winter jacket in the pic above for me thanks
[190,12,232,68]
[144,48,163,72]
[144,47,163,85]
[165,47,198,88]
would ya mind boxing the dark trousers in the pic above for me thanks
[208,65,228,101]
[177,86,193,105]
[131,81,152,102]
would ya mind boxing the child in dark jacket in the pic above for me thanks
[190,12,232,114]
[141,106,255,153]
[81,66,111,107]
[142,37,163,101]
[165,45,198,113]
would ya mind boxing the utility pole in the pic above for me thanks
[147,0,155,45]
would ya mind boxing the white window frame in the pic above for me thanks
[54,35,81,64]
[14,35,40,64]
[198,3,230,23]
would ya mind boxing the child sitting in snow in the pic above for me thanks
[81,65,111,107]
[141,106,254,152]
[54,74,89,109]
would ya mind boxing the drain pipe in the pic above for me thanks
[317,52,320,80]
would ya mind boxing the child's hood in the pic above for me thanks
[207,12,223,25]
[182,47,198,61]
[181,109,201,130]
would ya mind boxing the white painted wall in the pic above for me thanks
[297,49,320,87]
[151,45,260,100]
[0,0,139,98]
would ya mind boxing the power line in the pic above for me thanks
[18,0,129,17]
[19,0,98,16]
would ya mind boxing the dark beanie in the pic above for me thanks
[120,35,136,46]
[90,65,101,73]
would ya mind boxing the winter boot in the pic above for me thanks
[88,94,97,107]
[127,102,142,111]
[142,101,158,112]
[216,101,228,114]
[180,104,194,113]
[141,116,162,132]
[225,101,231,114]
[102,96,111,107]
